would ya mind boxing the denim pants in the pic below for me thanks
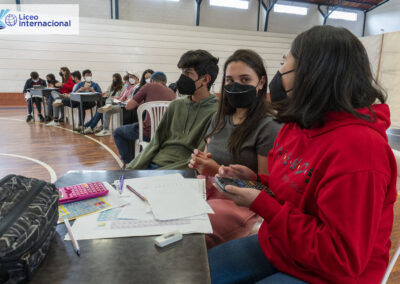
[27,97,42,115]
[113,123,150,164]
[85,112,103,129]
[50,91,64,119]
[208,235,307,284]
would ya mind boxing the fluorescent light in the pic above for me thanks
[329,10,357,21]
[167,0,179,2]
[274,4,308,15]
[210,0,249,10]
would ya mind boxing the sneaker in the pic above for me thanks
[45,120,60,127]
[38,114,44,122]
[98,104,113,114]
[73,125,83,132]
[93,125,103,133]
[58,117,64,123]
[83,127,94,134]
[26,115,33,123]
[52,99,64,107]
[45,116,52,122]
[95,129,111,137]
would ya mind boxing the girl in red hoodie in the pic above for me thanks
[208,26,397,284]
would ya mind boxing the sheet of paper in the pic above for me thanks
[66,211,212,240]
[123,175,209,220]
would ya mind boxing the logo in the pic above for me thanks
[0,8,10,29]
[5,13,17,27]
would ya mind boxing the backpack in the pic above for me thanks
[0,175,59,283]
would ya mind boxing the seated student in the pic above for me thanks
[46,67,74,126]
[54,69,102,131]
[113,71,176,166]
[208,26,397,284]
[23,71,46,122]
[70,70,82,91]
[126,50,219,170]
[83,73,124,134]
[95,72,140,136]
[122,69,154,126]
[44,73,59,121]
[189,49,282,248]
[122,74,130,89]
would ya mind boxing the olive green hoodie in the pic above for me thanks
[126,94,218,169]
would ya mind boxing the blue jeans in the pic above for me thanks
[85,112,103,129]
[147,162,161,170]
[208,235,307,284]
[113,123,150,164]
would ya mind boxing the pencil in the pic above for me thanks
[126,185,147,202]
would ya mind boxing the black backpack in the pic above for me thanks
[0,175,59,283]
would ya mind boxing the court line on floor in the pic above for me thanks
[54,125,124,168]
[0,153,57,183]
[0,118,123,168]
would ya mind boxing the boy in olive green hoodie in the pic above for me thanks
[126,50,219,170]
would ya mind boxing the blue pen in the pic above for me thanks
[119,174,125,194]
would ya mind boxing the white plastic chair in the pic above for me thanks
[381,241,400,284]
[134,101,171,157]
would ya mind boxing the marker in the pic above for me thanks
[63,218,80,257]
[119,174,125,194]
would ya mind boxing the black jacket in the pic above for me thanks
[22,78,46,94]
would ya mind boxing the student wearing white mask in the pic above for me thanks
[52,69,102,130]
[96,71,140,136]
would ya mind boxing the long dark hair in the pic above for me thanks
[60,67,71,83]
[134,69,154,94]
[276,25,386,129]
[46,73,56,85]
[206,49,273,157]
[111,73,123,92]
[139,69,154,87]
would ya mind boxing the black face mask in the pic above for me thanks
[224,82,257,108]
[269,70,295,103]
[59,72,63,77]
[47,80,51,84]
[177,74,202,95]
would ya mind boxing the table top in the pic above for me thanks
[31,170,211,284]
[70,92,102,102]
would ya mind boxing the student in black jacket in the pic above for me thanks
[23,71,46,122]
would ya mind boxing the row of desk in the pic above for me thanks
[28,89,124,132]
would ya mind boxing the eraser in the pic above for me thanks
[154,230,182,247]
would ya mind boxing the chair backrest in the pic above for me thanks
[381,241,400,284]
[136,101,171,141]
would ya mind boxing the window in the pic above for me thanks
[329,10,357,21]
[274,4,308,15]
[210,0,249,10]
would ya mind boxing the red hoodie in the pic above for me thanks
[250,104,397,283]
[59,76,74,94]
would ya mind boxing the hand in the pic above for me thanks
[188,149,220,176]
[213,184,261,208]
[218,164,257,181]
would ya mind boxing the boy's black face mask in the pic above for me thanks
[177,74,202,95]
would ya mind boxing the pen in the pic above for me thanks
[126,185,147,202]
[119,174,125,194]
[63,218,80,257]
